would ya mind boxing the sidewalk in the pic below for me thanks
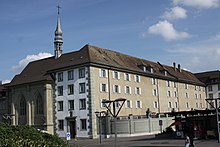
[69,135,220,147]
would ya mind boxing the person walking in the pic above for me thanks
[185,134,190,147]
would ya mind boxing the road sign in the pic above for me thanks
[66,132,71,140]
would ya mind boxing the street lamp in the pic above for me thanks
[95,111,107,144]
[206,98,220,143]
[102,98,126,147]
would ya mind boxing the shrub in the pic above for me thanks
[0,123,69,146]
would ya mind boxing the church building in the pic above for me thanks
[7,6,207,139]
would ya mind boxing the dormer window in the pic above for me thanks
[138,63,153,73]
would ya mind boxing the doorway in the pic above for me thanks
[69,120,76,138]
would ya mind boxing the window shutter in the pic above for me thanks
[134,75,136,82]
[124,73,126,80]
[129,87,132,94]
[112,71,115,79]
[130,100,132,108]
[139,76,141,83]
[119,86,121,93]
[100,83,102,92]
[113,85,115,93]
[129,74,131,81]
[152,89,154,96]
[105,70,108,78]
[151,78,154,85]
[106,84,109,92]
[140,88,142,95]
[99,69,102,77]
[124,86,126,94]
[118,72,120,79]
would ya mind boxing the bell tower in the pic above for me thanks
[54,4,63,59]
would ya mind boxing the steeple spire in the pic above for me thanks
[54,4,63,59]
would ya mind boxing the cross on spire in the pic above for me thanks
[57,4,61,15]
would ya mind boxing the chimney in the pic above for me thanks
[173,62,176,71]
[178,64,181,72]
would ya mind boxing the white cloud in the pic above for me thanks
[2,80,11,84]
[162,6,187,20]
[12,52,53,73]
[148,20,190,41]
[173,0,219,9]
[166,33,220,72]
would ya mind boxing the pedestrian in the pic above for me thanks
[185,134,190,147]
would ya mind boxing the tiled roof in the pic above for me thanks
[9,44,204,86]
[195,70,220,85]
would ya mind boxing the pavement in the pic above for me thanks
[69,134,220,147]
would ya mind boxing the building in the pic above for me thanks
[195,70,220,108]
[5,7,207,139]
[0,83,10,123]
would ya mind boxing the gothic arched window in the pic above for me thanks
[36,94,44,115]
[20,97,26,116]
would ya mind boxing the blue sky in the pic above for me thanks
[1,0,220,83]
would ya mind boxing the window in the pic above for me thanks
[195,103,198,108]
[58,86,63,96]
[208,85,213,91]
[167,91,171,97]
[126,100,132,108]
[175,102,178,108]
[68,70,74,80]
[100,69,107,78]
[79,83,86,93]
[79,99,86,110]
[168,102,172,108]
[186,102,189,109]
[152,78,157,85]
[195,93,198,99]
[58,120,64,130]
[218,84,220,91]
[200,103,203,108]
[135,87,141,95]
[113,71,120,79]
[209,93,213,99]
[174,91,178,97]
[113,85,121,93]
[135,75,140,82]
[166,81,171,87]
[80,119,87,130]
[185,92,189,98]
[125,86,131,94]
[136,101,142,108]
[101,99,106,108]
[79,68,85,78]
[174,82,177,88]
[58,101,63,111]
[58,72,63,82]
[20,97,26,116]
[153,101,158,108]
[36,95,43,115]
[68,100,74,110]
[100,84,108,92]
[219,93,220,98]
[153,89,157,96]
[199,94,202,99]
[124,73,130,81]
[68,84,74,95]
[185,84,188,89]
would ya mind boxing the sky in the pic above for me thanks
[1,0,220,84]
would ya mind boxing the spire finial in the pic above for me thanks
[57,4,61,15]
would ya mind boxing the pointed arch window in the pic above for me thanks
[36,94,44,115]
[20,97,26,116]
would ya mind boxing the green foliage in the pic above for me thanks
[0,123,69,147]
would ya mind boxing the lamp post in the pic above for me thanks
[95,111,106,144]
[102,98,126,147]
[206,98,220,143]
